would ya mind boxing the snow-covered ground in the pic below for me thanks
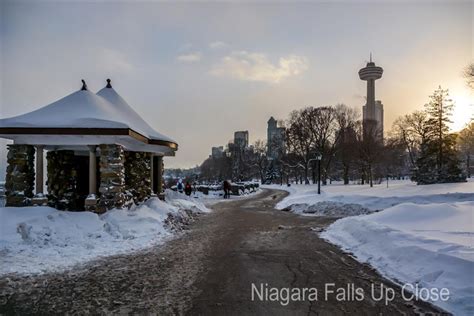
[268,180,474,211]
[0,192,209,276]
[265,180,474,315]
[178,188,263,206]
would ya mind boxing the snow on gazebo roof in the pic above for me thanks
[0,80,177,154]
[96,79,175,143]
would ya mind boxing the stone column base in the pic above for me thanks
[85,195,98,212]
[98,144,125,212]
[5,144,35,207]
[32,194,48,206]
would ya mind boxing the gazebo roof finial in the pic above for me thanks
[106,78,112,88]
[81,79,88,91]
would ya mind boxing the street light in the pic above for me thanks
[306,154,323,193]
[315,153,322,194]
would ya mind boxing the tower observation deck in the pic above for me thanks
[359,55,384,141]
[358,54,383,122]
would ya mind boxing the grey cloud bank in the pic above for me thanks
[0,1,471,174]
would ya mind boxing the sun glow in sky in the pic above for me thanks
[450,89,474,132]
[0,1,472,173]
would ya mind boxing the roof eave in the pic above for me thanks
[0,127,178,151]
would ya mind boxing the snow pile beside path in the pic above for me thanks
[266,180,474,211]
[167,188,263,206]
[287,201,372,217]
[0,195,209,276]
[164,190,211,213]
[321,202,474,315]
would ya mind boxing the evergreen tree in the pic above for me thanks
[415,87,465,184]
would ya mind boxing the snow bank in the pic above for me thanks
[267,180,474,211]
[164,190,211,213]
[321,202,474,315]
[0,194,209,275]
[287,201,372,217]
[265,180,474,314]
[166,188,263,206]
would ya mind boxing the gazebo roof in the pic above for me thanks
[96,81,175,143]
[0,80,177,155]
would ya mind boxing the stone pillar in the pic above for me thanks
[85,145,98,212]
[150,154,156,196]
[35,146,44,194]
[156,155,164,200]
[124,151,152,204]
[98,144,125,213]
[88,146,97,194]
[5,144,35,207]
[32,145,48,206]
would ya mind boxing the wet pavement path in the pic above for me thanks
[0,189,446,315]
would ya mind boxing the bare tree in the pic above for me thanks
[391,111,430,169]
[286,109,315,184]
[200,156,232,183]
[252,140,268,182]
[383,137,408,180]
[307,106,338,184]
[464,63,474,90]
[356,120,384,187]
[458,122,474,177]
[333,104,359,184]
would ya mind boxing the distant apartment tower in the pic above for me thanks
[267,117,285,159]
[211,146,224,158]
[359,55,384,141]
[234,131,249,148]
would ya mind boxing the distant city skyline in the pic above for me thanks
[1,1,472,172]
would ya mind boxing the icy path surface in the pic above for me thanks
[0,189,442,315]
[265,180,474,315]
[0,192,209,275]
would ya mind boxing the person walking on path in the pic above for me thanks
[223,180,231,199]
[177,179,184,194]
[184,181,192,196]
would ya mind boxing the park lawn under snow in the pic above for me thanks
[0,191,209,276]
[268,180,474,211]
[266,180,474,315]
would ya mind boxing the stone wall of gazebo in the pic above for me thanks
[96,144,127,213]
[5,145,35,207]
[124,151,152,204]
[5,143,164,212]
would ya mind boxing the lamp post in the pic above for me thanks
[306,154,323,194]
[316,154,322,194]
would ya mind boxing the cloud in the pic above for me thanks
[99,48,134,73]
[210,51,308,83]
[179,43,193,52]
[177,52,201,62]
[209,41,228,49]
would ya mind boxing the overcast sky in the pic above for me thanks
[1,1,472,171]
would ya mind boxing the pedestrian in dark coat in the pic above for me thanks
[223,180,231,199]
[184,181,192,196]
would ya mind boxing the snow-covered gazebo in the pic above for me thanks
[0,79,178,212]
